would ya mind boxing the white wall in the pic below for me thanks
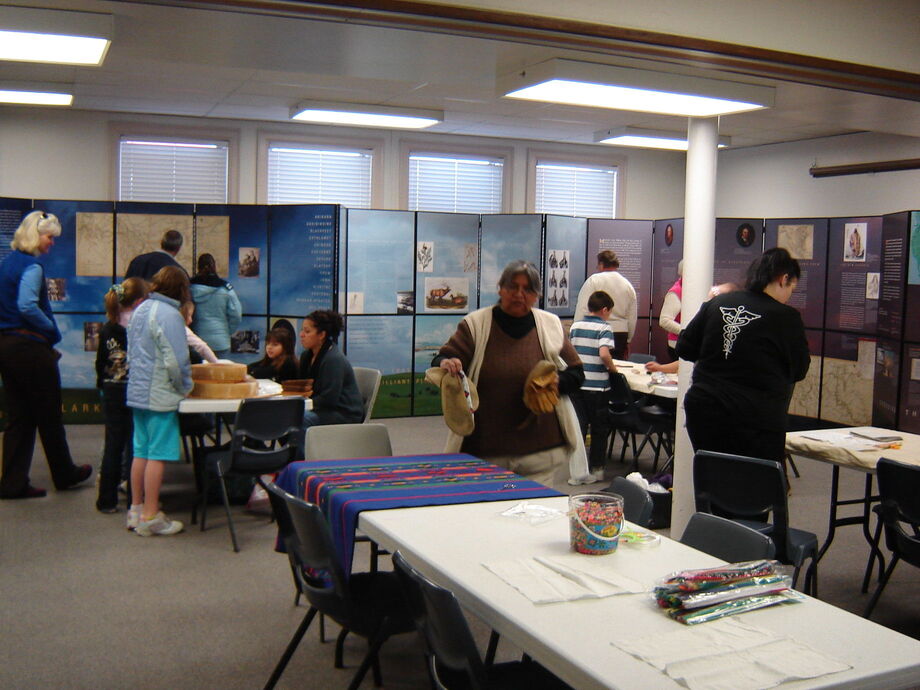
[716,132,920,218]
[0,107,686,218]
[3,109,916,219]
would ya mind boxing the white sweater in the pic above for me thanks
[573,270,638,340]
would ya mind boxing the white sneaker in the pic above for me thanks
[135,511,184,537]
[126,504,142,531]
[567,475,600,486]
[591,468,607,481]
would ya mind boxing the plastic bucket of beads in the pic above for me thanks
[569,493,625,555]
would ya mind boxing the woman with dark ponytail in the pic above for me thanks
[298,310,364,429]
[676,248,810,463]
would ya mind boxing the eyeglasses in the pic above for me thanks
[501,283,537,295]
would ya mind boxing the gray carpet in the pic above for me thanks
[0,416,917,689]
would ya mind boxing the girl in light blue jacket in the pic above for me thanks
[126,266,193,537]
[190,253,242,357]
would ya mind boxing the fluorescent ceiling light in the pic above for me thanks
[596,127,730,150]
[291,101,442,129]
[500,59,773,117]
[0,6,112,66]
[0,89,72,106]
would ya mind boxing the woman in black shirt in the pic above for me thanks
[677,248,810,462]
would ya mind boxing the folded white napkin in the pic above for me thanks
[613,618,850,690]
[482,554,644,604]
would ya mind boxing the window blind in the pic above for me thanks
[267,146,372,207]
[408,153,503,213]
[119,138,228,203]
[534,161,617,218]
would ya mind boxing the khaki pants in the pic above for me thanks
[483,445,569,488]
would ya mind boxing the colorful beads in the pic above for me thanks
[569,493,624,555]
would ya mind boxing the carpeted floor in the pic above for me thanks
[0,416,916,689]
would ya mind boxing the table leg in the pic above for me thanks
[816,465,841,564]
[815,465,885,584]
[859,474,887,593]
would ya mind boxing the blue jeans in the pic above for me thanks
[298,411,321,453]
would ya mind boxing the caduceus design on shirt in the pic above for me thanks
[719,306,761,358]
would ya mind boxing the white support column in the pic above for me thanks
[671,116,719,537]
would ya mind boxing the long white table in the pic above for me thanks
[785,427,920,585]
[178,394,312,414]
[360,496,920,690]
[612,359,678,399]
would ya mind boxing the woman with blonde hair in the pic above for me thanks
[0,211,92,499]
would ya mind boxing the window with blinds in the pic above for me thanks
[534,161,617,218]
[118,138,229,203]
[267,145,373,207]
[408,153,503,213]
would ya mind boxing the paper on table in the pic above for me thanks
[613,618,850,690]
[797,429,880,451]
[482,554,644,604]
[256,380,283,396]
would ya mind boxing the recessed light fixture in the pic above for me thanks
[291,101,442,129]
[595,127,731,151]
[0,6,112,66]
[0,88,73,106]
[499,59,773,117]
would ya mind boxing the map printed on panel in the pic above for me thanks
[788,355,821,418]
[777,224,814,260]
[194,215,230,277]
[75,212,114,276]
[115,213,194,275]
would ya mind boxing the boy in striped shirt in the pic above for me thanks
[569,291,616,481]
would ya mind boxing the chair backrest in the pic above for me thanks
[353,367,382,422]
[693,450,790,561]
[264,480,299,551]
[680,512,776,562]
[607,372,637,412]
[392,550,489,689]
[264,480,309,592]
[304,423,393,461]
[628,353,656,364]
[876,457,920,562]
[603,476,653,527]
[229,397,305,473]
[281,490,354,619]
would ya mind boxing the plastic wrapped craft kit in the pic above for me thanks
[668,590,805,625]
[652,560,803,625]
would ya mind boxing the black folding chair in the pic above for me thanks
[197,397,304,552]
[693,450,818,594]
[601,476,654,527]
[392,550,571,690]
[264,490,414,690]
[680,512,777,562]
[863,458,920,618]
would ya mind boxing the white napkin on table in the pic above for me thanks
[482,554,644,604]
[613,618,850,690]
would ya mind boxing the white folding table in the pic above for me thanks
[360,496,920,690]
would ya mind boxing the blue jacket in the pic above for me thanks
[126,293,192,411]
[0,250,60,345]
[190,274,242,352]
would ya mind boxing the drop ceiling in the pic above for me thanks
[1,0,919,149]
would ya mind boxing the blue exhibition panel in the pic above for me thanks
[196,204,270,315]
[269,205,337,317]
[36,199,115,313]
